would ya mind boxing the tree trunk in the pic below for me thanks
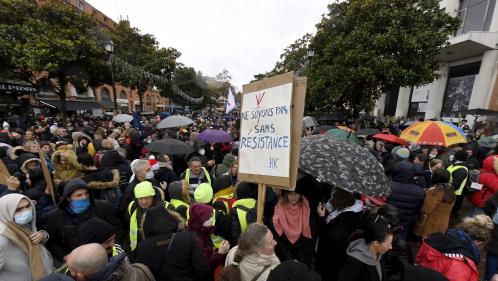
[138,90,143,113]
[55,77,67,123]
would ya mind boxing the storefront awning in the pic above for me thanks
[0,81,37,94]
[440,32,498,62]
[39,99,102,110]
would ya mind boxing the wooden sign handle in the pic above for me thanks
[257,183,266,223]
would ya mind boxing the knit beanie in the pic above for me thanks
[194,183,213,204]
[134,181,155,198]
[77,217,115,244]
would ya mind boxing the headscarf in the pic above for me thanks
[0,193,47,280]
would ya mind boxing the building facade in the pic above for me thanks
[374,0,498,125]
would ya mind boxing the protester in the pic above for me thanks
[187,203,230,269]
[336,222,393,281]
[66,243,154,281]
[447,150,470,217]
[230,181,258,245]
[0,193,54,281]
[416,214,494,281]
[168,180,190,219]
[181,157,212,199]
[136,205,212,281]
[386,161,425,238]
[221,223,280,281]
[77,217,127,259]
[267,260,312,281]
[272,189,313,265]
[52,150,84,184]
[44,179,123,264]
[469,154,498,216]
[482,190,498,280]
[315,187,366,280]
[414,168,455,238]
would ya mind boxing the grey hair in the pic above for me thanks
[131,159,149,175]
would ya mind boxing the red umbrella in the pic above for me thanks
[373,133,407,146]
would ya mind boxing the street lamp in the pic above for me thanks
[104,39,118,113]
[306,44,314,70]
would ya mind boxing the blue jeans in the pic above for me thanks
[486,252,498,281]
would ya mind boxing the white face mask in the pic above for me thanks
[429,154,437,159]
[145,171,154,179]
[199,149,205,156]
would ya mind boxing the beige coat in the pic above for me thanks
[414,184,455,238]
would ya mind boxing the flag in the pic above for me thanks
[226,87,236,114]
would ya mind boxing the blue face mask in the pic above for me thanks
[70,198,90,214]
[14,210,33,225]
[145,171,154,180]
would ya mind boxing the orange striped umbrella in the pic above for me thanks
[400,121,467,147]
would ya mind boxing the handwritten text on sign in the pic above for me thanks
[239,83,292,178]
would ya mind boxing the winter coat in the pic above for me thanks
[43,180,123,264]
[386,179,425,230]
[239,252,280,281]
[51,150,83,182]
[415,232,479,281]
[384,256,448,281]
[125,131,143,161]
[483,192,498,256]
[415,184,455,237]
[337,239,386,281]
[0,194,54,281]
[316,210,367,280]
[155,164,179,187]
[90,253,155,281]
[469,155,498,208]
[136,205,211,281]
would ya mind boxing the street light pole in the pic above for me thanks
[104,39,118,114]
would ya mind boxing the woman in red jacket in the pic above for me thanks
[416,214,493,281]
[469,155,498,213]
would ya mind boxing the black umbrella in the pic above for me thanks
[465,108,498,116]
[311,125,337,135]
[318,112,346,124]
[146,139,194,155]
[356,128,381,136]
[299,134,390,196]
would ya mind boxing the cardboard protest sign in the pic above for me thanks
[238,72,306,191]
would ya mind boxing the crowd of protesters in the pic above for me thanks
[0,109,497,281]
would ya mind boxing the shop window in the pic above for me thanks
[101,88,111,101]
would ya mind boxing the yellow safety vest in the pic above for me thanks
[209,209,224,249]
[185,167,212,186]
[213,194,233,215]
[447,165,469,196]
[128,200,170,251]
[232,198,256,233]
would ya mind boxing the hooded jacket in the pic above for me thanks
[386,162,425,229]
[43,179,123,264]
[136,205,211,281]
[469,155,498,208]
[51,150,83,182]
[86,253,155,281]
[337,238,385,281]
[415,230,478,281]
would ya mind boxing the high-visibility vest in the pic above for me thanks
[185,167,212,187]
[170,198,189,209]
[447,165,469,196]
[232,198,256,233]
[210,209,224,249]
[128,200,170,251]
[213,194,235,215]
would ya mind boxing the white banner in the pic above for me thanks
[411,85,431,102]
[239,83,293,178]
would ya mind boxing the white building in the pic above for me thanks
[375,0,498,125]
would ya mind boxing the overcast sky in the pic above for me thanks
[86,0,330,89]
